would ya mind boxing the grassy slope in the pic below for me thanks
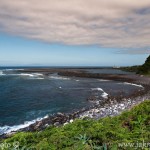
[1,100,150,150]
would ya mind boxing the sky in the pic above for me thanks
[0,0,150,66]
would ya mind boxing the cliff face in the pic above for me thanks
[137,55,150,74]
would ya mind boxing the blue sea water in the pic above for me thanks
[0,67,140,135]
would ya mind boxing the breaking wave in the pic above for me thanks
[0,70,44,79]
[120,82,144,88]
[19,73,44,79]
[0,115,49,135]
[97,79,110,82]
[0,70,5,76]
[49,76,70,80]
[91,88,108,98]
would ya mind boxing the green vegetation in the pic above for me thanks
[1,100,150,150]
[137,55,150,75]
[121,55,150,75]
[120,65,140,72]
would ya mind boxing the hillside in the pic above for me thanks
[137,55,150,74]
[1,100,150,150]
[120,55,150,75]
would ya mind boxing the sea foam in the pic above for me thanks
[20,73,43,77]
[97,79,110,82]
[91,88,108,98]
[18,73,44,79]
[0,115,48,135]
[49,76,70,80]
[0,70,5,76]
[20,73,35,77]
[119,82,144,88]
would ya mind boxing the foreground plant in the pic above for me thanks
[0,100,150,150]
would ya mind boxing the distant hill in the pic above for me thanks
[120,65,140,73]
[137,55,150,74]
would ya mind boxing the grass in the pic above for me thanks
[0,100,150,150]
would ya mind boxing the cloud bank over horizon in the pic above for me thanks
[0,0,150,54]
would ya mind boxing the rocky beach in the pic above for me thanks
[1,68,150,139]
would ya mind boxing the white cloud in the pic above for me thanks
[0,0,150,53]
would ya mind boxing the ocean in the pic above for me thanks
[0,67,141,135]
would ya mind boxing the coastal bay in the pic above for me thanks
[0,67,149,138]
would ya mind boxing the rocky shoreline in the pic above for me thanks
[1,69,150,139]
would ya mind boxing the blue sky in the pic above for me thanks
[0,33,148,66]
[0,0,149,66]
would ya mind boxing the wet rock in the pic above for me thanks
[34,121,43,130]
[45,124,49,127]
[57,112,64,116]
[54,122,60,126]
[5,132,16,138]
